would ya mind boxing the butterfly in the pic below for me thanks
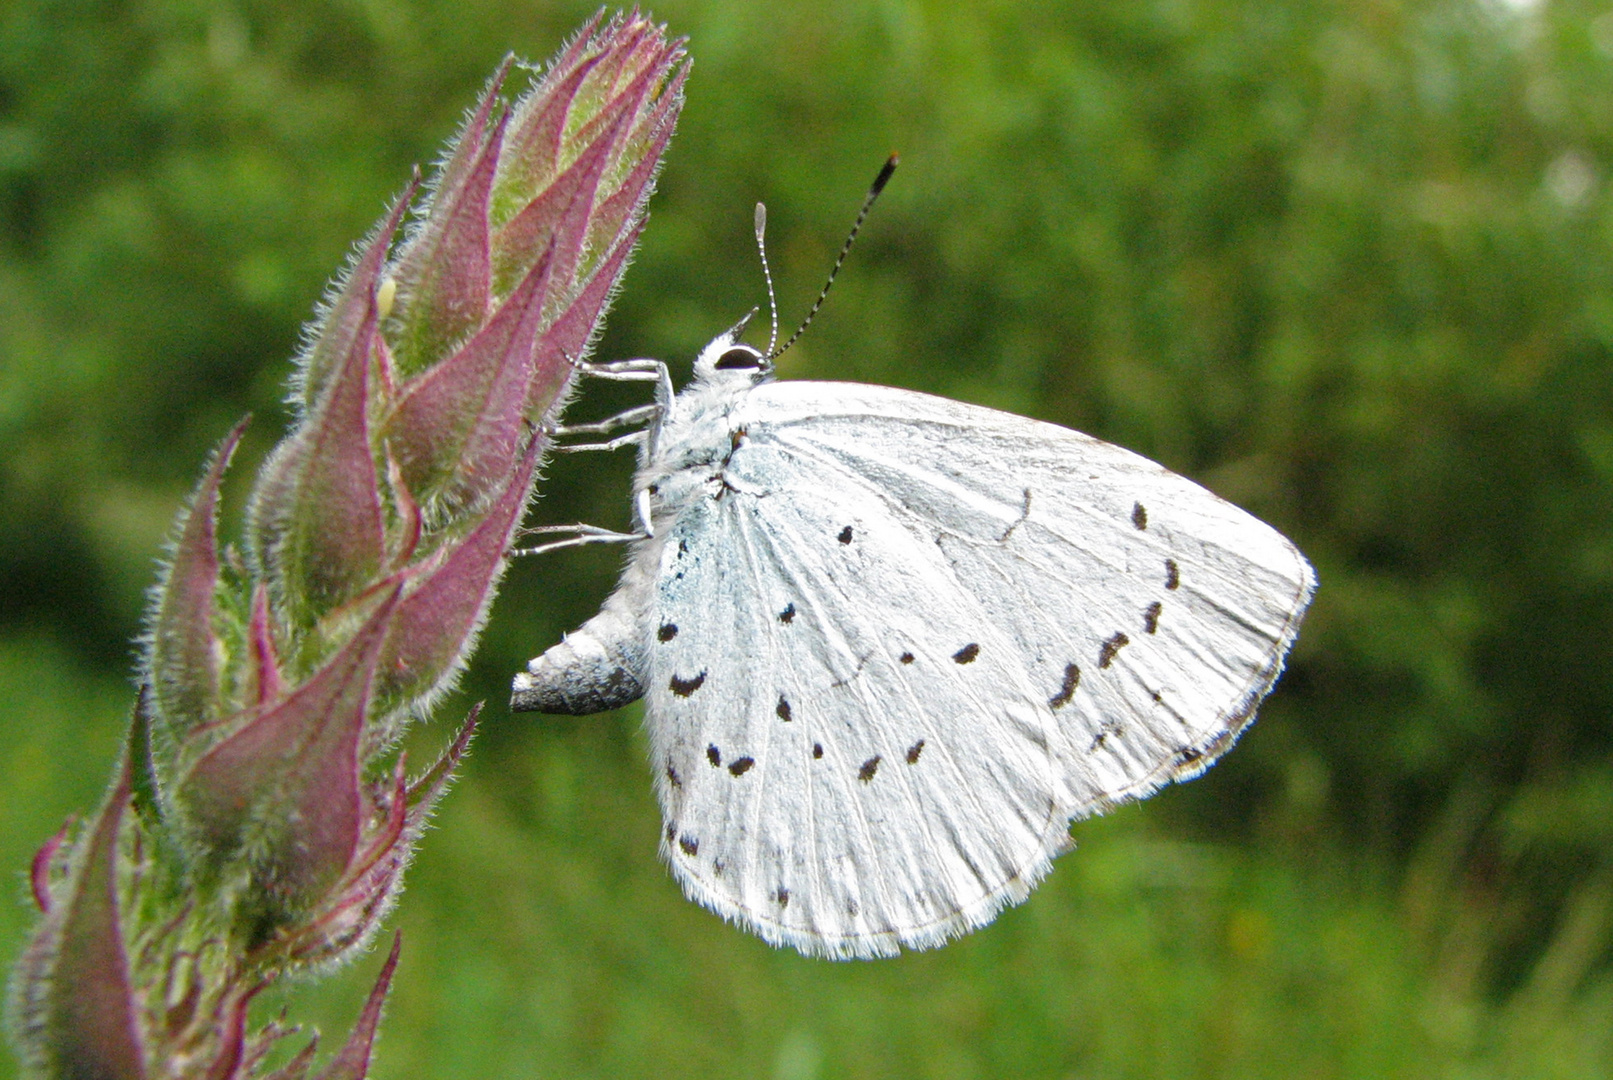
[512,161,1315,959]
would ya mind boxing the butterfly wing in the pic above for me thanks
[648,468,1069,958]
[645,381,1314,958]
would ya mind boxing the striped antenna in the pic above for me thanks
[769,154,898,360]
[754,202,780,357]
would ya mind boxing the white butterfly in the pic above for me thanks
[513,170,1314,959]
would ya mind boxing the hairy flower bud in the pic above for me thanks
[9,12,686,1076]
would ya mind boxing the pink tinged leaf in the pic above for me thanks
[491,18,681,295]
[382,241,555,511]
[577,22,675,147]
[491,8,641,208]
[160,956,203,1040]
[553,7,607,71]
[180,587,401,926]
[127,688,165,828]
[405,704,480,817]
[29,819,73,913]
[374,440,539,711]
[298,753,408,939]
[425,57,513,236]
[253,293,387,622]
[569,36,661,169]
[19,764,148,1080]
[371,309,400,400]
[490,99,625,300]
[200,981,269,1080]
[313,933,402,1080]
[286,707,478,964]
[301,180,417,411]
[491,54,603,231]
[262,1036,320,1080]
[528,218,646,418]
[286,839,404,967]
[587,61,686,259]
[148,419,246,736]
[383,452,422,569]
[389,104,510,377]
[249,582,284,707]
[575,15,652,106]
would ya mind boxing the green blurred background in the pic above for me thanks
[4,0,1613,1075]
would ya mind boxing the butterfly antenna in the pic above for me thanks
[769,153,898,360]
[754,202,780,356]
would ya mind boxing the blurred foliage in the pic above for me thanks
[3,0,1613,1076]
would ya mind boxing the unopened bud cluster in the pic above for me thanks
[7,12,685,1078]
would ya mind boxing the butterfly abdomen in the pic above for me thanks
[511,550,654,714]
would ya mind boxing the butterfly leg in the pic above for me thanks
[549,403,662,438]
[550,429,652,454]
[513,522,645,558]
[552,356,676,454]
[572,356,675,405]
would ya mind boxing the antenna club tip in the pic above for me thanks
[872,154,899,194]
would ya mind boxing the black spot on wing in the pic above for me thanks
[1048,663,1081,709]
[812,743,824,759]
[670,671,706,697]
[906,739,925,764]
[900,651,915,664]
[778,602,795,623]
[666,822,676,842]
[773,887,790,908]
[728,756,755,776]
[1099,632,1129,669]
[666,762,681,788]
[838,525,854,544]
[1143,601,1162,634]
[679,835,699,856]
[1165,559,1180,590]
[657,623,678,642]
[953,643,980,664]
[1090,721,1124,752]
[1177,746,1203,767]
[707,745,722,767]
[1132,502,1148,530]
[776,695,792,722]
[858,756,881,782]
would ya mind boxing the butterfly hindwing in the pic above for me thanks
[646,451,1070,958]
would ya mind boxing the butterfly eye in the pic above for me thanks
[713,346,764,371]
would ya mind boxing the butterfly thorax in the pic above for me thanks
[635,329,775,530]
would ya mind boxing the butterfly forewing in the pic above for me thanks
[731,382,1315,818]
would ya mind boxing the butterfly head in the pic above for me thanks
[691,309,774,389]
